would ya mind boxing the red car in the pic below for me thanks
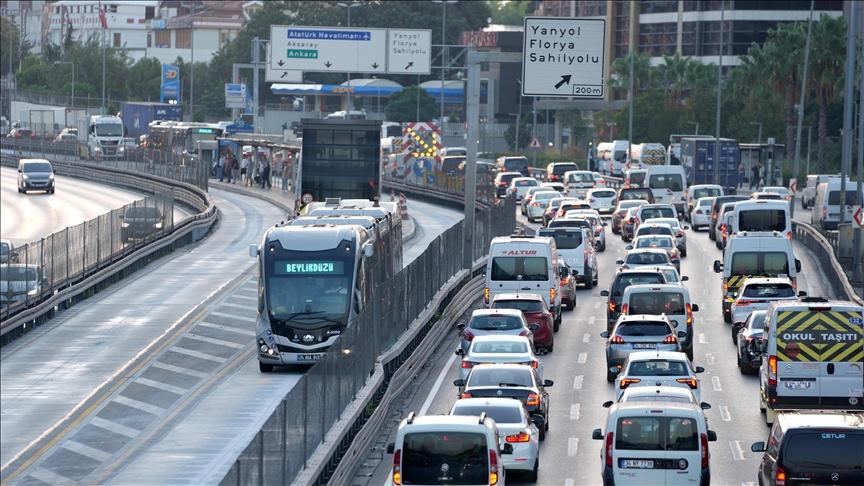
[490,293,555,353]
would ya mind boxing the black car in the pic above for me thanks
[733,310,767,374]
[599,269,667,331]
[454,364,554,440]
[121,206,165,241]
[751,411,864,485]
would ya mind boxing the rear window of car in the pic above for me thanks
[641,207,676,220]
[615,417,698,451]
[612,274,665,296]
[625,252,670,265]
[490,257,549,281]
[649,174,684,191]
[628,359,689,376]
[693,187,721,199]
[713,197,748,215]
[593,190,616,198]
[549,219,591,230]
[783,432,864,469]
[616,321,672,337]
[628,172,646,185]
[827,190,861,206]
[628,292,685,315]
[567,172,594,183]
[619,200,645,211]
[619,189,653,201]
[742,283,795,298]
[729,252,790,276]
[499,174,518,184]
[451,405,523,425]
[538,230,583,250]
[402,432,489,484]
[551,163,579,175]
[515,179,537,187]
[503,158,528,172]
[491,299,543,313]
[636,237,673,249]
[637,226,673,237]
[738,209,786,232]
[469,315,524,331]
[533,192,558,202]
[471,341,529,354]
[467,368,533,387]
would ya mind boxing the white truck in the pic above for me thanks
[78,115,126,160]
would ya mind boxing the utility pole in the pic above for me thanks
[854,3,864,285]
[532,97,538,166]
[102,23,107,113]
[190,28,195,121]
[628,0,636,164]
[336,2,361,112]
[750,121,763,144]
[516,80,523,151]
[839,0,857,226]
[714,0,724,185]
[433,1,457,123]
[791,0,814,218]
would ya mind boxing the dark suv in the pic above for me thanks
[121,206,164,241]
[599,269,666,331]
[708,195,748,240]
[751,411,863,485]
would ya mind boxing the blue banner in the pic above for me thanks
[160,64,181,104]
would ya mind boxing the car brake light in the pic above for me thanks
[768,355,777,386]
[670,249,679,259]
[723,280,729,294]
[611,335,625,344]
[519,330,529,337]
[608,301,616,312]
[561,275,571,285]
[620,378,641,389]
[621,303,629,315]
[775,465,786,486]
[484,287,490,304]
[505,432,531,443]
[460,392,472,398]
[700,433,710,469]
[663,334,679,344]
[676,231,684,237]
[526,393,541,406]
[686,303,693,326]
[550,287,556,302]
[489,450,500,485]
[461,361,474,369]
[605,432,614,467]
[464,330,475,341]
[676,377,698,389]
[530,360,539,369]
[392,449,402,485]
[532,202,542,207]
[786,231,792,239]
[695,209,702,215]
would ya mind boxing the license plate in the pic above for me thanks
[620,459,654,469]
[784,380,811,389]
[633,343,656,349]
[297,354,322,361]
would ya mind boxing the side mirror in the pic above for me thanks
[750,441,766,452]
[677,331,687,338]
[502,443,514,455]
[707,430,718,442]
[795,259,801,273]
[608,366,619,376]
[616,259,624,265]
[695,366,705,373]
[592,428,604,440]
[602,400,614,408]
[363,242,375,258]
[684,226,690,230]
[455,348,464,356]
[542,379,554,387]
[386,442,394,454]
[17,168,22,173]
[625,245,633,250]
[453,379,465,387]
[248,244,258,257]
[700,402,712,410]
[457,323,466,330]
[602,222,608,226]
[600,331,610,339]
[691,304,699,312]
[681,276,689,281]
[713,260,722,273]
[798,291,807,297]
[600,289,609,297]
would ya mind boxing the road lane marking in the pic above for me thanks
[577,352,587,364]
[593,301,601,309]
[218,301,251,311]
[209,311,256,323]
[150,361,209,379]
[90,417,138,439]
[197,321,256,336]
[712,376,722,391]
[573,375,584,390]
[729,440,746,461]
[420,350,459,415]
[565,480,575,486]
[570,403,581,420]
[698,333,708,344]
[568,437,579,456]
[134,377,188,396]
[27,467,75,485]
[705,352,715,365]
[582,333,591,344]
[228,293,257,302]
[62,439,113,462]
[112,395,164,416]
[169,346,228,363]
[183,332,247,349]
[588,316,596,326]
[719,405,731,421]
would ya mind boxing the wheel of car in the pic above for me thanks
[524,461,539,483]
[49,189,55,194]
[539,425,546,441]
[259,362,274,373]
[723,310,732,323]
[685,347,694,361]
[600,242,606,252]
[586,276,594,289]
[709,230,716,241]
[681,249,687,257]
[801,198,807,210]
[731,328,738,345]
[606,367,616,383]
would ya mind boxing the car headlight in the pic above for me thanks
[22,174,29,179]
[49,173,54,179]
[94,146,102,152]
[27,287,38,296]
[118,146,125,153]
[121,222,130,228]
[154,222,163,229]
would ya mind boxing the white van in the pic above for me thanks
[811,179,863,230]
[759,300,863,425]
[646,165,687,213]
[593,400,717,486]
[536,227,598,289]
[609,140,630,176]
[485,235,562,325]
[732,200,791,239]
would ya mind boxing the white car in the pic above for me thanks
[642,217,688,256]
[616,248,673,271]
[647,265,688,286]
[457,335,542,381]
[450,398,540,481]
[525,190,560,222]
[685,184,723,218]
[730,277,802,325]
[762,185,793,202]
[540,181,566,193]
[612,351,705,402]
[606,386,711,427]
[586,188,617,214]
[508,176,539,201]
[690,196,715,230]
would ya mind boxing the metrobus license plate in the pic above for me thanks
[620,459,654,469]
[784,380,811,389]
[297,354,323,361]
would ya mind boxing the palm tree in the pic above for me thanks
[808,14,846,170]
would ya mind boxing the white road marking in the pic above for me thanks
[565,480,575,486]
[62,439,113,462]
[588,316,596,326]
[420,350,459,415]
[729,440,746,461]
[112,395,165,416]
[135,377,188,396]
[719,405,732,421]
[90,416,139,439]
[228,293,257,302]
[209,310,257,323]
[705,352,715,365]
[593,301,602,309]
[169,346,228,363]
[698,333,708,344]
[573,375,584,390]
[218,301,251,311]
[150,361,209,379]
[569,403,581,420]
[568,437,579,456]
[183,332,247,349]
[577,352,587,364]
[582,333,591,344]
[712,376,723,391]
[197,320,256,336]
[27,467,76,485]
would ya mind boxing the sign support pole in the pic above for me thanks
[854,2,864,285]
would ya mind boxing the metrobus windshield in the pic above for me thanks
[266,255,355,322]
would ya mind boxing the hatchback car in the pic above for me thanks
[690,196,716,230]
[490,293,555,351]
[730,277,802,326]
[600,270,667,330]
[620,206,641,242]
[616,248,673,271]
[634,204,678,231]
[630,235,680,272]
[459,308,531,353]
[508,177,539,201]
[454,364,554,440]
[587,188,617,214]
[457,335,542,381]
[620,284,698,360]
[612,200,646,235]
[612,351,705,402]
[642,217,688,256]
[524,190,559,223]
[685,184,724,218]
[558,261,576,311]
[450,398,541,481]
[601,314,686,381]
[733,310,767,374]
[121,206,165,241]
[618,187,655,204]
[494,171,522,198]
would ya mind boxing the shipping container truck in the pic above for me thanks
[679,137,740,191]
[120,102,182,140]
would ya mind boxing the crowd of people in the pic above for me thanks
[214,148,293,192]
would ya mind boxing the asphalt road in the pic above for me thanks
[364,203,836,486]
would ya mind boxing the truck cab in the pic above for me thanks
[84,115,125,160]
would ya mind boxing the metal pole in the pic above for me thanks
[190,28,194,121]
[102,25,106,113]
[805,125,812,175]
[839,1,857,225]
[440,1,446,124]
[854,3,864,284]
[516,86,522,151]
[464,49,480,270]
[628,38,634,163]
[252,37,260,128]
[532,97,537,167]
[231,64,240,122]
[714,0,724,185]
[792,0,815,218]
[346,7,352,112]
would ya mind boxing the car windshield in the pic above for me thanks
[266,259,353,321]
[742,283,795,298]
[467,368,533,387]
[629,292,686,315]
[615,417,698,451]
[738,209,786,232]
[616,321,672,337]
[490,257,549,281]
[94,124,123,137]
[636,237,673,249]
[538,230,583,250]
[471,341,529,354]
[612,274,665,296]
[628,359,690,376]
[124,207,162,219]
[469,315,524,331]
[0,267,37,281]
[23,162,52,173]
[783,432,864,469]
[693,187,721,199]
[451,405,523,425]
[649,174,684,191]
[626,252,670,265]
[641,207,676,219]
[730,252,790,275]
[620,189,653,201]
[504,158,528,172]
[490,299,543,313]
[402,432,489,484]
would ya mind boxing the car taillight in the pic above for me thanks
[530,360,539,369]
[392,449,402,485]
[461,361,474,369]
[489,450,500,485]
[676,231,684,238]
[768,355,777,386]
[620,378,641,389]
[505,432,531,443]
[775,465,786,486]
[605,432,614,467]
[550,287,556,302]
[460,392,472,398]
[626,217,634,224]
[608,301,616,312]
[560,275,571,285]
[621,303,629,315]
[663,334,679,344]
[526,393,541,406]
[484,287,490,304]
[791,278,797,292]
[723,280,729,294]
[532,202,542,207]
[700,433,710,469]
[676,377,698,389]
[519,330,529,337]
[686,303,693,326]
[786,231,792,239]
[464,330,475,341]
[670,249,679,259]
[611,335,625,344]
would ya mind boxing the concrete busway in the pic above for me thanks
[356,197,843,486]
[0,178,463,486]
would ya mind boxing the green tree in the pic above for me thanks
[1,17,28,76]
[808,14,846,169]
[489,1,538,25]
[384,86,437,122]
[504,113,532,152]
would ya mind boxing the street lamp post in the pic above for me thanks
[516,79,523,151]
[750,121,762,144]
[336,2,362,112]
[433,0,457,126]
[54,61,75,108]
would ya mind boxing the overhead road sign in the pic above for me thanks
[270,26,387,73]
[521,17,606,98]
[387,29,432,74]
[266,43,302,83]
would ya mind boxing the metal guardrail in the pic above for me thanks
[792,221,863,304]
